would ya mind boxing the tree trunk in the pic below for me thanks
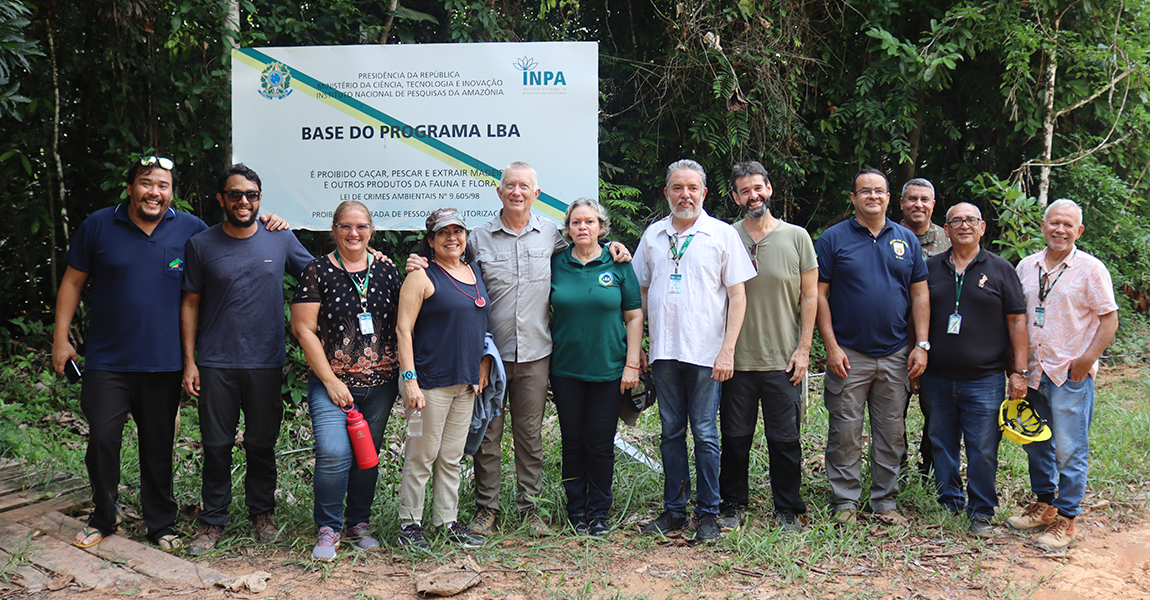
[379,0,400,44]
[48,16,64,297]
[1037,45,1057,208]
[224,0,239,164]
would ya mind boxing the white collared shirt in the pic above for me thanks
[633,210,756,367]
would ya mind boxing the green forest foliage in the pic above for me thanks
[2,0,1149,338]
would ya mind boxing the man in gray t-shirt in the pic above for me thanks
[180,164,312,554]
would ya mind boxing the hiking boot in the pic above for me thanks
[469,508,497,536]
[1006,501,1058,532]
[834,509,858,525]
[970,516,996,537]
[188,524,224,556]
[640,510,687,536]
[1035,515,1076,551]
[252,512,281,544]
[876,509,908,526]
[346,522,380,549]
[398,523,431,554]
[311,526,340,562]
[588,519,610,538]
[526,512,553,537]
[695,513,721,542]
[718,504,745,532]
[778,511,802,534]
[446,522,485,548]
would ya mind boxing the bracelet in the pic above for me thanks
[624,364,641,370]
[401,369,417,382]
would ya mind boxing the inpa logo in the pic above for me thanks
[514,56,567,86]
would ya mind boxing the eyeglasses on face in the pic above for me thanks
[139,156,174,170]
[223,190,262,202]
[335,223,372,234]
[854,187,887,197]
[946,216,983,228]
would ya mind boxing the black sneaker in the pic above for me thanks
[398,523,431,553]
[588,519,610,538]
[970,516,996,538]
[446,522,485,548]
[640,510,687,536]
[573,519,589,536]
[718,504,745,531]
[695,513,721,542]
[778,511,802,533]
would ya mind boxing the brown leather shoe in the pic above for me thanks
[1035,515,1076,551]
[469,508,497,536]
[1006,502,1057,532]
[252,512,281,544]
[188,524,224,556]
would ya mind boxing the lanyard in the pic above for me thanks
[336,252,372,307]
[668,233,695,273]
[952,267,966,315]
[1037,259,1070,306]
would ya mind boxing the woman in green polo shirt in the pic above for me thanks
[550,198,644,537]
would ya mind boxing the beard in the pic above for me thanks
[743,200,769,219]
[135,205,163,223]
[226,206,260,228]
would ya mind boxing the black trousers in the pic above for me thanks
[80,370,181,542]
[197,367,284,527]
[718,370,807,515]
[550,375,623,522]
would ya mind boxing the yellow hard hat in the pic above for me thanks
[999,398,1052,444]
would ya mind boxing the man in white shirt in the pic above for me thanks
[633,159,755,542]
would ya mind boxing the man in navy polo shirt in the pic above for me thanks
[52,156,284,551]
[815,168,930,527]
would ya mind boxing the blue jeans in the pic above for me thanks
[307,375,397,531]
[921,372,1004,519]
[1022,372,1095,518]
[651,360,721,516]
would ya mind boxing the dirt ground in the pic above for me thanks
[9,508,1150,600]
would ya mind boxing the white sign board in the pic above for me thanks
[231,42,598,230]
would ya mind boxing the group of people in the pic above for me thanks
[50,154,1116,562]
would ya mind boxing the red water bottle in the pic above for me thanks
[343,406,379,469]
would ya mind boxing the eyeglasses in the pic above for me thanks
[335,223,372,234]
[223,190,262,202]
[139,156,174,170]
[750,243,759,273]
[854,188,887,196]
[946,217,983,228]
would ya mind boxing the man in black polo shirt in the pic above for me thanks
[918,202,1029,536]
[815,168,930,527]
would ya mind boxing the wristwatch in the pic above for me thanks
[915,341,931,352]
[1014,369,1030,378]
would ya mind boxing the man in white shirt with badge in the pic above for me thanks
[633,159,756,542]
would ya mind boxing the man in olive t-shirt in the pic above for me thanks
[717,161,818,533]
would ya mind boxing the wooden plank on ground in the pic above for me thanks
[0,521,145,588]
[0,471,68,498]
[0,477,88,513]
[0,489,90,521]
[0,547,54,593]
[22,512,228,588]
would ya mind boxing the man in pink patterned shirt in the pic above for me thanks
[1006,198,1118,551]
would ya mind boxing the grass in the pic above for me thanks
[2,314,1150,597]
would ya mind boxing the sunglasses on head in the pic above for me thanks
[139,156,174,170]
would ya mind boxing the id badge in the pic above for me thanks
[358,312,375,335]
[947,313,962,335]
[1034,306,1045,328]
[669,273,683,294]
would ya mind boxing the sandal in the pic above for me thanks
[73,527,105,548]
[157,534,182,553]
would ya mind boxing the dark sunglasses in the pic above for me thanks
[222,190,262,202]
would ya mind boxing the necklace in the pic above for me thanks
[434,261,485,308]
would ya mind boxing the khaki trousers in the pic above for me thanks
[398,384,474,526]
[473,357,549,513]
